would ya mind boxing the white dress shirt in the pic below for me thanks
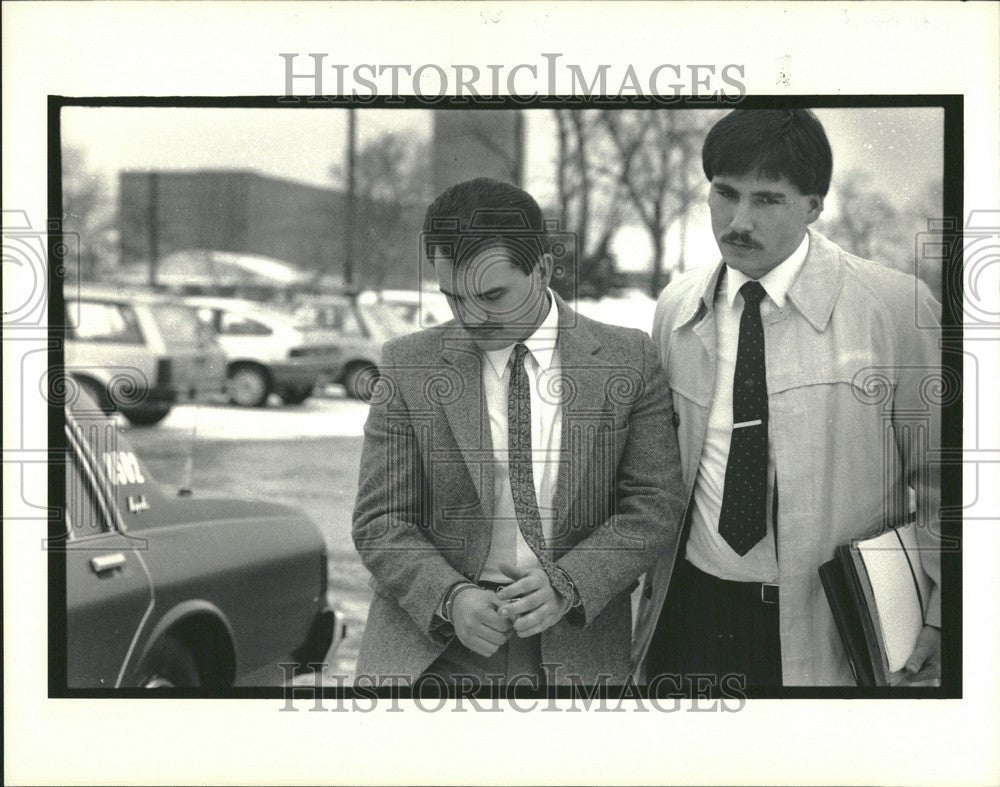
[685,233,810,582]
[478,291,563,584]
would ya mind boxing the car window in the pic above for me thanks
[389,303,419,324]
[363,303,414,341]
[336,305,365,337]
[150,303,203,344]
[218,312,273,336]
[195,307,220,331]
[291,304,322,328]
[72,301,145,344]
[293,302,366,337]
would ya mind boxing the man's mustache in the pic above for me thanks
[720,231,763,249]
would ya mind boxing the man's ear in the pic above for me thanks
[536,252,555,288]
[805,195,825,224]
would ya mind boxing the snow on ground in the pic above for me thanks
[148,388,370,440]
[575,289,658,335]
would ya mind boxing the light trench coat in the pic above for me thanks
[632,230,943,686]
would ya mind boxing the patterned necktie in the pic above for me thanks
[507,342,574,598]
[718,281,769,556]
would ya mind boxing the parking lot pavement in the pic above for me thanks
[153,387,370,441]
[126,392,374,684]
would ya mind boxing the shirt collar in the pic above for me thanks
[724,232,810,309]
[483,289,560,378]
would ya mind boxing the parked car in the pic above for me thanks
[286,293,412,400]
[184,296,349,406]
[357,288,453,330]
[62,387,343,688]
[64,285,227,426]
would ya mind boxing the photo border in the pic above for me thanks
[46,93,964,701]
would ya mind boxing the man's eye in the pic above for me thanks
[715,188,736,200]
[480,292,503,303]
[757,196,782,205]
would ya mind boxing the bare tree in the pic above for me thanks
[819,169,899,261]
[61,145,117,280]
[599,109,719,297]
[329,131,432,290]
[551,109,627,298]
[820,171,944,302]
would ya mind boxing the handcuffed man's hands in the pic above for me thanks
[451,587,513,658]
[495,563,572,638]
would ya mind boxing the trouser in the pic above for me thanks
[645,558,783,692]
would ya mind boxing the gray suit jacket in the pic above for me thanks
[351,294,686,685]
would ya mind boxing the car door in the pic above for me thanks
[64,418,154,688]
[145,302,227,397]
[64,298,153,396]
[216,308,285,363]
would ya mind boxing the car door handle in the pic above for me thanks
[91,552,126,574]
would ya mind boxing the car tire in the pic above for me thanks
[137,635,201,688]
[120,403,172,427]
[343,363,377,402]
[228,363,271,407]
[278,386,313,405]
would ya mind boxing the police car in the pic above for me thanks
[62,386,343,688]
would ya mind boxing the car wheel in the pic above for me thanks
[120,403,172,427]
[228,364,271,407]
[343,363,377,402]
[278,386,313,405]
[138,635,201,688]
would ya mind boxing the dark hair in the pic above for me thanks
[422,177,546,273]
[702,109,833,197]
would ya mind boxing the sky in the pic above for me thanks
[62,105,942,273]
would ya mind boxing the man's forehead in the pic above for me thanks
[713,172,804,195]
[431,243,517,270]
[433,249,518,292]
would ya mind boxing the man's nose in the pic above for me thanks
[457,300,489,325]
[729,200,754,232]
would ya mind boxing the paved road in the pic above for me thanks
[126,390,373,682]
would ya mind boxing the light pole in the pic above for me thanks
[343,107,357,288]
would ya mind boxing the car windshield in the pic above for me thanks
[150,303,205,344]
[73,300,145,343]
[291,302,359,333]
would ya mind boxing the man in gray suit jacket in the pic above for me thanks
[352,178,686,689]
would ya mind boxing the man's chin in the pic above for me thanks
[720,245,771,277]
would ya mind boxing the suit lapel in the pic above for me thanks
[550,296,606,535]
[437,295,609,535]
[439,338,495,521]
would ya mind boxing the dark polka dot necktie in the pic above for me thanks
[718,281,769,556]
[507,342,573,598]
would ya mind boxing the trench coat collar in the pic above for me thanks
[674,228,845,333]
